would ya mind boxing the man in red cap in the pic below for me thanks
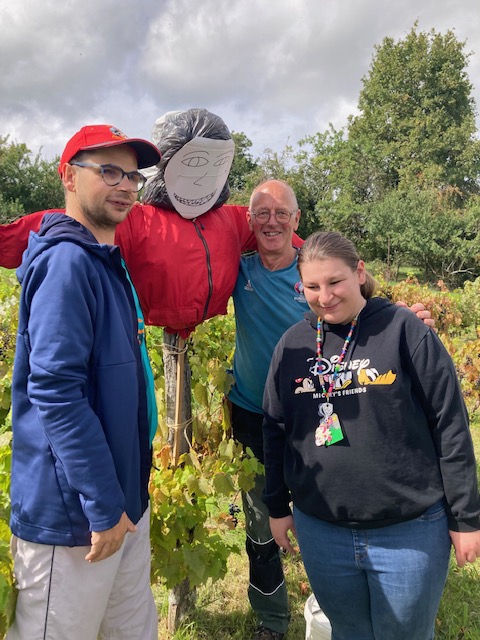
[7,125,160,640]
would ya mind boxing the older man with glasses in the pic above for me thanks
[228,179,304,640]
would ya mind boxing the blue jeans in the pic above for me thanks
[294,501,451,640]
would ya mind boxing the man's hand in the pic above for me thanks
[269,515,298,555]
[395,301,435,328]
[85,511,136,563]
[449,530,480,568]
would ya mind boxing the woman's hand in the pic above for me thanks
[449,530,480,567]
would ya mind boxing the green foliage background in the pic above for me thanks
[0,270,479,637]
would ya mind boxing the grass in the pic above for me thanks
[154,527,480,639]
[154,417,480,639]
[154,538,310,639]
[437,561,480,639]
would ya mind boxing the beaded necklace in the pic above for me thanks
[314,311,360,447]
[316,313,359,399]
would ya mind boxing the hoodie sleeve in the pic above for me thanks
[262,336,293,518]
[23,244,125,531]
[405,324,480,532]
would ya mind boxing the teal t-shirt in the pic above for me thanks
[122,260,158,444]
[229,253,309,413]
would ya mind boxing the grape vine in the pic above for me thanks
[0,271,478,637]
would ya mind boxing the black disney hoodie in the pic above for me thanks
[262,297,480,532]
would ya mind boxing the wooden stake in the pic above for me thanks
[162,331,195,633]
[173,336,186,468]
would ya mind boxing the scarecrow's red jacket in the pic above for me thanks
[0,203,258,337]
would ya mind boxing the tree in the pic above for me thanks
[227,136,316,228]
[346,24,480,200]
[228,131,258,202]
[292,24,480,283]
[0,136,63,223]
[364,188,480,285]
[228,131,300,206]
[292,126,354,238]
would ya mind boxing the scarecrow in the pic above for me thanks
[0,108,262,337]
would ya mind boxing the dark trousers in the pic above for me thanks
[231,402,290,634]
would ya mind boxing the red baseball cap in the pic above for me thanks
[58,124,161,175]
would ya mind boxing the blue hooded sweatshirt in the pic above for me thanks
[10,213,152,546]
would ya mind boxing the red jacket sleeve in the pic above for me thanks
[226,205,256,252]
[292,232,304,248]
[0,210,55,269]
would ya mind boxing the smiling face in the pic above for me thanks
[300,257,367,324]
[164,137,235,218]
[64,146,138,242]
[247,180,300,267]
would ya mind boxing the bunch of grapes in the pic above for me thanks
[228,503,241,527]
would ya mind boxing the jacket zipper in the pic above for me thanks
[193,219,213,323]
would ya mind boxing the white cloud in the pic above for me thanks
[1,0,479,163]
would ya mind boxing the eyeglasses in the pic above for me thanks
[249,209,296,224]
[70,162,147,192]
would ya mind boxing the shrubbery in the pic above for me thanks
[0,269,478,637]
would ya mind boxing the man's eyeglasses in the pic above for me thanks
[249,209,296,224]
[70,162,147,192]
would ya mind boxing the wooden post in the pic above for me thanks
[173,336,186,468]
[162,331,192,460]
[161,331,195,632]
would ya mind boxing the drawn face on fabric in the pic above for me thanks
[164,137,235,218]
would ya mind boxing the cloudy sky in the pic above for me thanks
[1,0,480,163]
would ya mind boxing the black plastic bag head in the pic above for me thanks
[143,108,232,211]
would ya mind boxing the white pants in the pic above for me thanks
[7,506,158,640]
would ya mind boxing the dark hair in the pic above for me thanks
[69,149,109,166]
[298,231,377,299]
[68,150,91,165]
[61,150,93,202]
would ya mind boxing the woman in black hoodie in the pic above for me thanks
[262,231,480,640]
